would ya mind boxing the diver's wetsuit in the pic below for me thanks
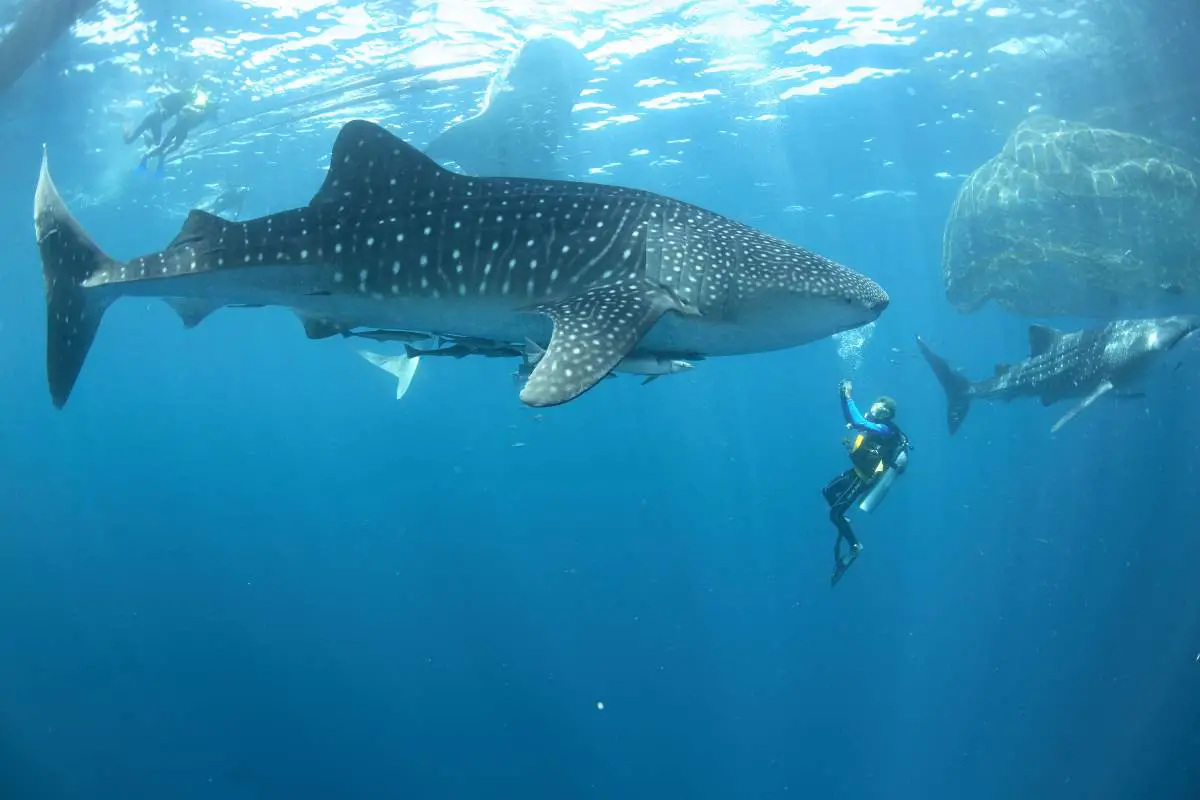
[139,102,217,174]
[124,90,193,146]
[822,391,907,585]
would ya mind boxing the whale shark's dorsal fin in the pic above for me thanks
[308,120,451,211]
[1028,324,1064,357]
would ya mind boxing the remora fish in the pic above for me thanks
[357,349,420,400]
[518,339,694,385]
[917,315,1200,434]
[33,119,889,409]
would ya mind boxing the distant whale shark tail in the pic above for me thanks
[34,145,118,409]
[357,350,422,400]
[916,336,972,435]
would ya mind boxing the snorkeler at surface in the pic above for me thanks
[136,88,219,175]
[124,85,200,147]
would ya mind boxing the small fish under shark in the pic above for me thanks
[33,119,889,410]
[357,336,693,401]
[917,315,1200,434]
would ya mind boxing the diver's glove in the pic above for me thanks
[839,378,852,399]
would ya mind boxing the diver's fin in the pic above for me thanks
[34,144,118,409]
[1028,324,1064,357]
[164,298,223,329]
[916,336,972,435]
[830,550,860,588]
[357,349,422,401]
[1050,379,1113,433]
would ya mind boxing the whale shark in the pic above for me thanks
[34,119,889,409]
[423,36,591,179]
[917,315,1200,434]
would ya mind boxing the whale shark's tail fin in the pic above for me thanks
[34,145,118,409]
[357,349,422,400]
[916,336,972,435]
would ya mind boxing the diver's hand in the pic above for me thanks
[839,379,852,399]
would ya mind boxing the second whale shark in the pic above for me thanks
[34,119,889,409]
[918,315,1199,434]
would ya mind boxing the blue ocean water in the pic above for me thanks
[1,1,1198,798]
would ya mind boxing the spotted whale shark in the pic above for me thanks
[917,315,1200,434]
[423,36,591,180]
[34,119,889,409]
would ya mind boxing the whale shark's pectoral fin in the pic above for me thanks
[519,282,696,407]
[357,349,422,401]
[1050,379,1113,433]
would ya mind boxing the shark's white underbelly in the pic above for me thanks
[112,266,862,357]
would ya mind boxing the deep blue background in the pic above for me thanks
[1,4,1199,798]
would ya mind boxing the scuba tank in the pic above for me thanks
[858,449,907,513]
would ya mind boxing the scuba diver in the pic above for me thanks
[821,379,911,587]
[136,87,219,175]
[123,84,201,147]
